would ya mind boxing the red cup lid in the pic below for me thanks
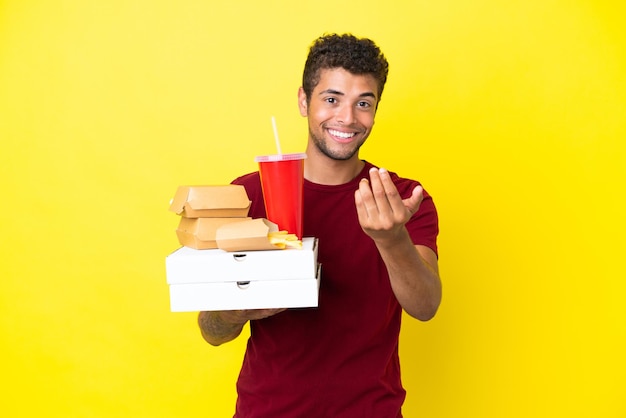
[255,153,307,162]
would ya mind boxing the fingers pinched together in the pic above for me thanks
[355,167,423,243]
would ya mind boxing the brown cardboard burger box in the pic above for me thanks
[176,217,252,250]
[216,217,284,252]
[169,185,251,218]
[165,219,320,312]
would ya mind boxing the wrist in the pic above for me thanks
[214,310,248,328]
[373,227,412,251]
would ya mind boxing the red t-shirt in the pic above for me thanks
[231,161,438,418]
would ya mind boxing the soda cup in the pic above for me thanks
[255,153,306,239]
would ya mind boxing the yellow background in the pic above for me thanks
[1,0,625,417]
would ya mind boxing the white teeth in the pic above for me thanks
[329,129,355,139]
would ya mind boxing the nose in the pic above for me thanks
[335,104,355,125]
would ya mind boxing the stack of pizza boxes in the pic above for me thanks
[165,185,320,312]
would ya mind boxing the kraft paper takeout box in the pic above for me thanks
[216,218,284,252]
[169,185,251,218]
[176,217,252,250]
[165,237,320,311]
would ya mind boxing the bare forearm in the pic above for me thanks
[197,311,246,346]
[197,308,287,346]
[376,229,442,321]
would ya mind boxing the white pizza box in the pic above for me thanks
[168,264,321,312]
[165,237,318,284]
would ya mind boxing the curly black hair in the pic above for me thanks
[302,33,389,104]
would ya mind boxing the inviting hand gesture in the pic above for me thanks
[354,167,424,245]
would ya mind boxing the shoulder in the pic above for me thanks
[232,171,260,187]
[231,171,266,217]
[232,171,262,196]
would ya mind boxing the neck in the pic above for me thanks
[304,147,365,185]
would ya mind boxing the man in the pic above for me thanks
[198,33,442,417]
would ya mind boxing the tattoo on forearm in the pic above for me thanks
[200,312,242,341]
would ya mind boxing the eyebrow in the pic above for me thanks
[318,89,377,100]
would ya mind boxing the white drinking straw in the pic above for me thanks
[271,115,282,155]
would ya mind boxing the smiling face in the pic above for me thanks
[299,68,379,162]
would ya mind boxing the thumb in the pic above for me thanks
[403,185,424,215]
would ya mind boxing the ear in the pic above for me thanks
[297,87,308,117]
